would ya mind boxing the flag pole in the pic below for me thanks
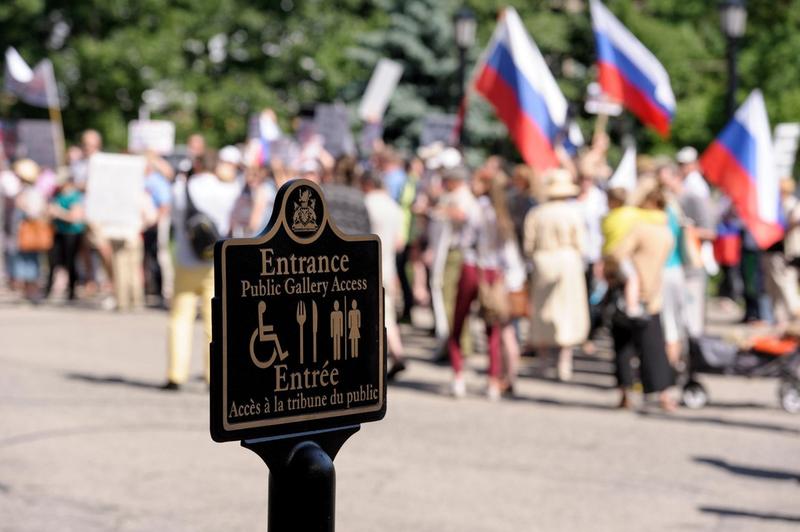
[44,60,65,168]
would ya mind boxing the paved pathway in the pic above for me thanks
[0,301,798,531]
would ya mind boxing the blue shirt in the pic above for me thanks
[145,172,172,209]
[665,206,683,269]
[383,168,407,203]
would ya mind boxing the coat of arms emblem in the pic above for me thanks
[291,188,318,232]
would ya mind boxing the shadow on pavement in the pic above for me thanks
[637,411,800,435]
[699,506,800,523]
[388,378,446,397]
[65,372,168,391]
[693,456,800,482]
[511,394,617,411]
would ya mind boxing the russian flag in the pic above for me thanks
[589,0,675,137]
[473,7,568,171]
[700,90,783,249]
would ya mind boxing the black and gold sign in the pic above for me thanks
[210,180,385,442]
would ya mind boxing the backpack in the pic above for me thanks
[184,182,220,261]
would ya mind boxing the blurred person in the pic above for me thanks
[660,155,716,338]
[448,166,510,399]
[10,159,49,302]
[71,129,103,190]
[73,129,114,300]
[361,170,407,380]
[676,147,710,198]
[429,161,474,353]
[396,157,421,322]
[1,158,22,287]
[230,163,275,238]
[761,178,800,327]
[375,147,407,202]
[495,176,527,397]
[186,133,206,159]
[104,181,156,312]
[576,171,608,351]
[164,150,242,390]
[714,199,744,307]
[507,164,538,249]
[524,169,588,382]
[656,163,689,368]
[45,170,86,301]
[308,158,371,235]
[143,151,175,307]
[610,186,675,410]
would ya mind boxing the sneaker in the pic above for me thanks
[450,376,466,398]
[486,384,501,401]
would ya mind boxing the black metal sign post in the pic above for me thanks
[210,180,386,531]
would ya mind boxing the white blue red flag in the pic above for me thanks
[589,0,675,137]
[700,90,783,249]
[474,7,568,171]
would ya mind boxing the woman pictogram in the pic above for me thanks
[348,299,361,358]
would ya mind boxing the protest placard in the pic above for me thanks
[774,123,800,178]
[357,59,403,121]
[16,119,58,169]
[128,120,175,154]
[85,153,146,232]
[420,114,458,148]
[314,103,355,157]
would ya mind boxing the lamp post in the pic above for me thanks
[719,0,747,119]
[454,6,476,147]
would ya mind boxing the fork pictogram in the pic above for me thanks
[296,301,307,364]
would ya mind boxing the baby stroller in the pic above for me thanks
[682,334,800,413]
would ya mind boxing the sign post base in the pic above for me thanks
[242,425,360,532]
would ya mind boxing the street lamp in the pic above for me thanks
[454,6,476,146]
[719,0,747,119]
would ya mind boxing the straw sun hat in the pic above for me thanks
[544,168,579,199]
[12,158,40,184]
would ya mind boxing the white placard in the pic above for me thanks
[128,120,175,154]
[585,81,623,116]
[774,123,800,178]
[358,58,403,121]
[85,153,146,232]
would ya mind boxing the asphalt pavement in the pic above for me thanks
[0,299,798,531]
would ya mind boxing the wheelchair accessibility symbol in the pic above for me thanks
[249,301,289,369]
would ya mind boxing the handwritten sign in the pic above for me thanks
[210,180,386,442]
[357,58,403,121]
[314,103,355,157]
[84,153,146,231]
[16,119,58,169]
[420,114,458,147]
[128,120,175,154]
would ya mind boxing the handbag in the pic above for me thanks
[508,287,529,319]
[17,219,54,252]
[477,269,510,324]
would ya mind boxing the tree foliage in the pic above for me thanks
[1,0,799,172]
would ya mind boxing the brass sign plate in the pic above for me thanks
[210,180,386,442]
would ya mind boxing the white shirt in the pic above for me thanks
[364,189,403,289]
[577,185,608,264]
[173,173,242,267]
[684,170,710,198]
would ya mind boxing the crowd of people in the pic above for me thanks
[2,113,798,408]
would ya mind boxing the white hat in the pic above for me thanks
[544,168,580,199]
[219,145,242,165]
[427,147,463,170]
[676,146,698,164]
